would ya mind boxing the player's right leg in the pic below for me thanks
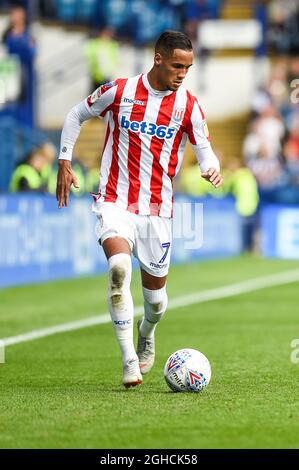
[102,237,142,388]
[94,202,141,388]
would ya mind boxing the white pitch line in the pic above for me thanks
[2,268,299,348]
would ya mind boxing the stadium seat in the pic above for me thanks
[76,0,97,22]
[56,0,77,22]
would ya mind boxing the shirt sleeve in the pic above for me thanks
[58,81,117,161]
[58,100,93,161]
[85,81,117,117]
[186,99,220,173]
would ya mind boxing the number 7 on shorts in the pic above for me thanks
[159,242,171,264]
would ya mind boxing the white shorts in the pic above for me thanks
[93,202,172,277]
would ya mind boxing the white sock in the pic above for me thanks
[107,253,136,364]
[140,285,168,338]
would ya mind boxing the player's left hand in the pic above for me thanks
[201,168,223,188]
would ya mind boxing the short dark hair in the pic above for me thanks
[155,31,193,57]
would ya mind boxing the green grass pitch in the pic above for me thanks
[0,255,299,449]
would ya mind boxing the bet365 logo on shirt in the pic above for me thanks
[120,115,175,139]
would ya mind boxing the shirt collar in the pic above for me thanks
[142,73,173,97]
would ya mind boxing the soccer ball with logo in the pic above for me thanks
[164,348,211,392]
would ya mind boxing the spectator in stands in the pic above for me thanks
[243,101,285,189]
[85,26,120,94]
[282,115,299,185]
[10,146,52,192]
[252,59,289,120]
[256,104,285,157]
[39,142,58,195]
[223,157,260,253]
[244,53,299,204]
[286,115,299,159]
[1,1,36,127]
[246,142,284,190]
[268,0,299,55]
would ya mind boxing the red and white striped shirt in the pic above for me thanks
[60,73,219,218]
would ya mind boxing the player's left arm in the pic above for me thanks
[186,99,223,188]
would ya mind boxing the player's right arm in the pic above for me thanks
[56,82,117,208]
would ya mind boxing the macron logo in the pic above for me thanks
[123,97,145,106]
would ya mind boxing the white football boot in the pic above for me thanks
[122,357,142,388]
[137,319,155,375]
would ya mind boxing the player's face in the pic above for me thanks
[155,49,193,91]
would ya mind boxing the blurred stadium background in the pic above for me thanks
[1,0,299,450]
[0,0,299,286]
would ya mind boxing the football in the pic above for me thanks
[164,348,211,392]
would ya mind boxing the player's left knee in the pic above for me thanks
[142,285,168,318]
